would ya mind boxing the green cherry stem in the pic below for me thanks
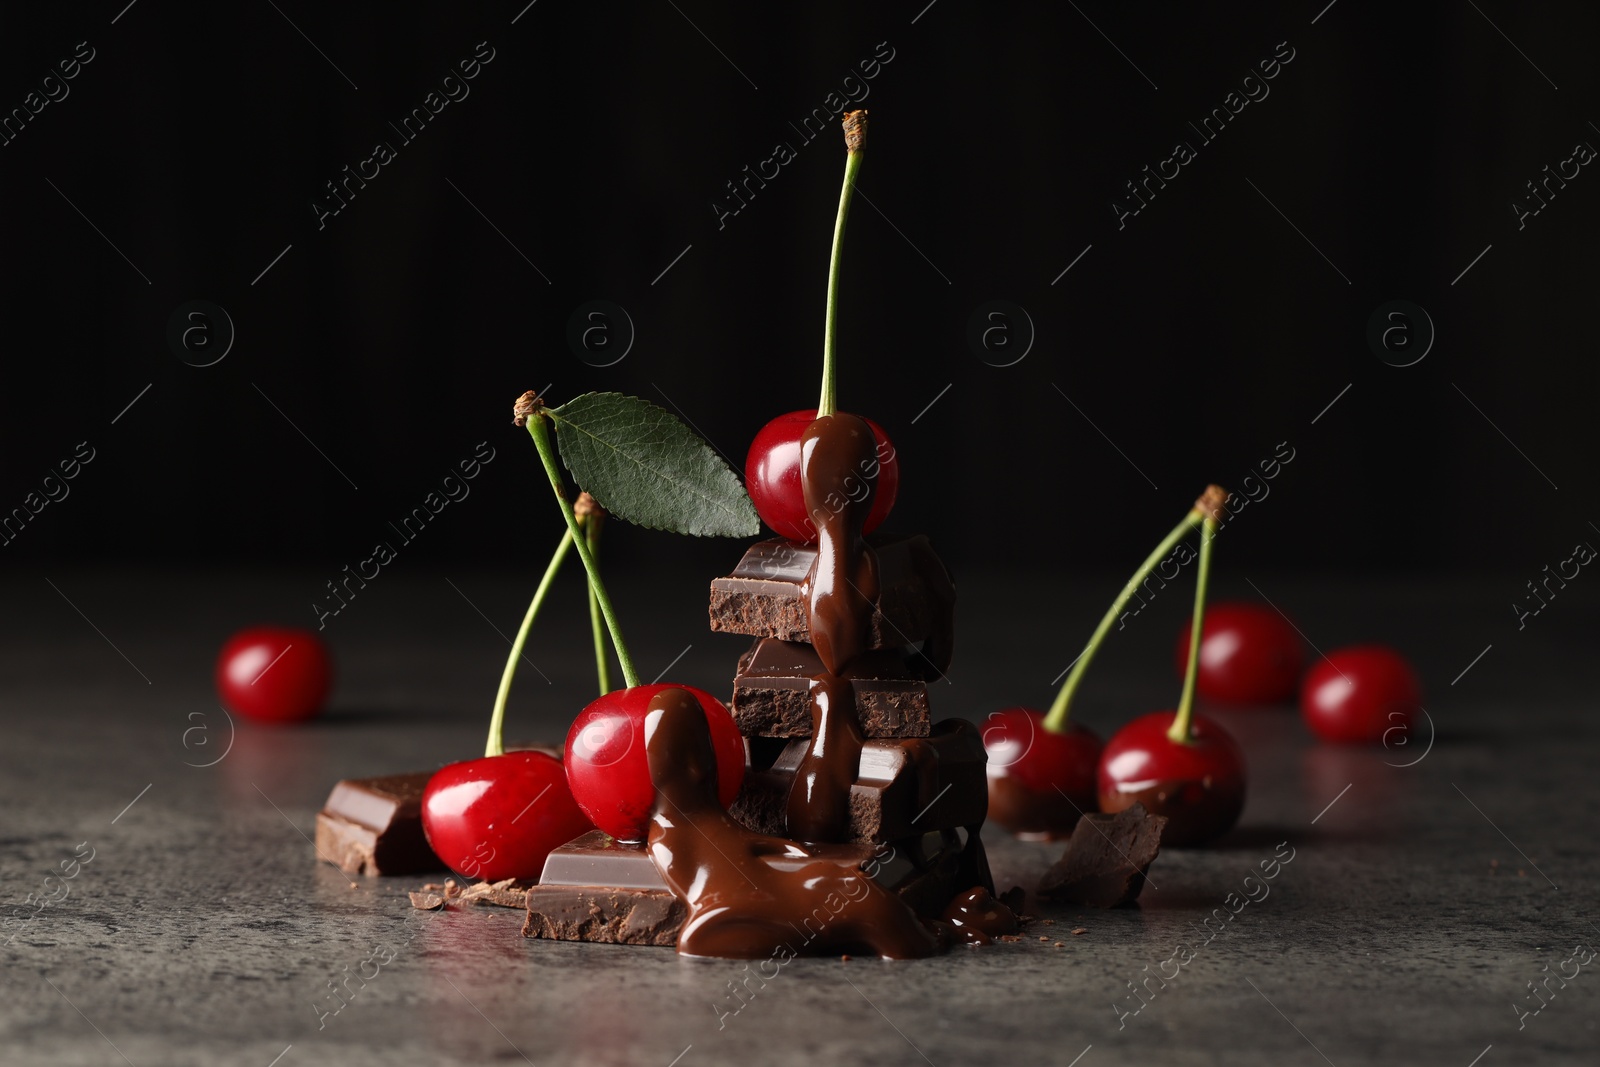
[485,530,575,758]
[581,502,613,696]
[522,406,641,689]
[1041,510,1202,734]
[1168,509,1221,744]
[818,109,868,419]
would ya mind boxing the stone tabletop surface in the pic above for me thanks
[1,566,1595,1066]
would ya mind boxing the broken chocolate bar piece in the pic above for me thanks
[315,773,443,876]
[523,827,989,947]
[708,534,955,674]
[728,719,988,844]
[1037,803,1166,908]
[733,638,931,738]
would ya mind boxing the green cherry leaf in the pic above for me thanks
[546,392,759,538]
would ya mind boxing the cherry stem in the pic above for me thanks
[524,413,641,689]
[584,511,613,696]
[485,530,575,758]
[1168,513,1219,744]
[818,110,867,419]
[1041,509,1203,734]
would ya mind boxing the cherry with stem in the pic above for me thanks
[746,110,900,542]
[422,525,593,881]
[1098,486,1248,846]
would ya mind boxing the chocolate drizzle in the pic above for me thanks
[938,886,1019,946]
[643,687,939,959]
[787,413,881,844]
[784,674,864,842]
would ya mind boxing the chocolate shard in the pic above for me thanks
[708,535,955,675]
[315,773,443,876]
[1037,803,1166,908]
[728,719,988,844]
[732,638,931,738]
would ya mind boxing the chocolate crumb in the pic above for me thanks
[1072,927,1088,935]
[409,891,446,910]
[1041,919,1056,926]
[841,954,852,962]
[1054,941,1066,947]
[1039,936,1051,942]
[997,934,1023,943]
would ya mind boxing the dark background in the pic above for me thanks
[1,0,1593,582]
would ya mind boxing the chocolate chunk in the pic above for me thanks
[708,535,955,674]
[1037,803,1166,908]
[315,773,443,876]
[523,886,687,946]
[728,719,987,844]
[732,639,931,738]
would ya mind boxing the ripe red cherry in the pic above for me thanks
[215,626,332,724]
[565,684,744,842]
[745,408,899,542]
[982,707,1103,839]
[1097,711,1246,846]
[421,752,593,881]
[1175,602,1304,704]
[1300,645,1421,745]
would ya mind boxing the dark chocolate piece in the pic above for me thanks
[729,719,988,844]
[1037,803,1166,908]
[315,773,442,876]
[732,639,931,738]
[707,534,955,675]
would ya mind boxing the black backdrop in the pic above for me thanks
[1,1,1594,577]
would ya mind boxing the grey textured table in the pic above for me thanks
[2,566,1595,1066]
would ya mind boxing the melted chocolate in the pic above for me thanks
[786,413,881,844]
[784,674,864,842]
[938,886,1019,946]
[643,687,939,959]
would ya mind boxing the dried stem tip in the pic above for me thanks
[842,109,868,153]
[1192,484,1230,524]
[512,390,544,427]
[573,491,604,520]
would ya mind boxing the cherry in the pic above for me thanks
[1174,601,1304,704]
[421,751,593,881]
[215,626,332,724]
[746,409,899,542]
[1097,711,1246,846]
[565,683,745,841]
[1300,645,1421,745]
[983,707,1103,838]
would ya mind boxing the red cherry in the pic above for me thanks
[982,707,1103,839]
[1097,711,1246,846]
[745,408,899,542]
[1300,645,1421,745]
[215,626,332,724]
[564,684,744,842]
[1175,602,1304,704]
[421,751,593,881]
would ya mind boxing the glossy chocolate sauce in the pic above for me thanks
[643,687,939,959]
[938,886,1020,946]
[787,413,880,843]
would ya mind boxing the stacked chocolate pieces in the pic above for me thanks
[524,532,994,947]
